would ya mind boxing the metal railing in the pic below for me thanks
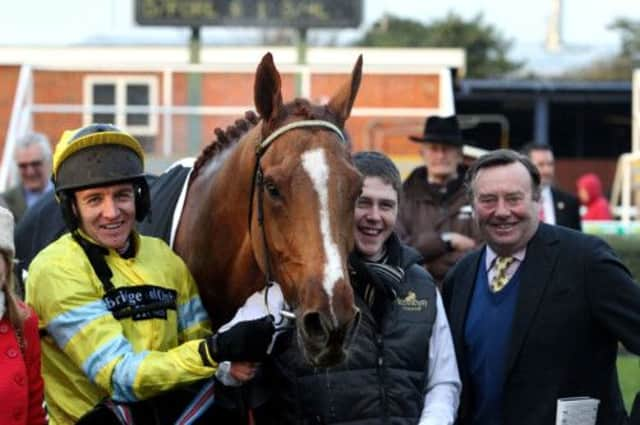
[610,152,640,223]
[610,68,640,223]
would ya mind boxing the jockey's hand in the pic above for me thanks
[229,362,259,382]
[200,316,275,365]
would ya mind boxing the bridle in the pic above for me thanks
[247,119,347,323]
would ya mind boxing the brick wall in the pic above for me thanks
[1,66,444,169]
[0,65,20,154]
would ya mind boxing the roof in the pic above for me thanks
[457,79,631,103]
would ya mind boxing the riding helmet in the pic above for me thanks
[52,123,150,230]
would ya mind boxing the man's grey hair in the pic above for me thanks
[15,132,52,160]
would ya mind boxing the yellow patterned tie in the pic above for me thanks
[490,256,515,292]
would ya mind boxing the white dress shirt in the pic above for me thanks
[418,290,462,425]
[540,186,557,225]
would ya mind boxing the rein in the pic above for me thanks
[247,119,346,320]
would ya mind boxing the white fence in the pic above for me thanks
[610,68,640,223]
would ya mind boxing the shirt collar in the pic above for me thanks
[540,185,551,199]
[23,180,53,197]
[485,245,526,271]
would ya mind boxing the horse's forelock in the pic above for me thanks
[288,98,339,124]
[262,99,338,129]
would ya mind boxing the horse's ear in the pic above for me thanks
[254,52,283,124]
[327,55,362,127]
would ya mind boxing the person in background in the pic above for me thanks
[254,151,461,425]
[26,123,275,424]
[0,206,47,425]
[397,115,481,287]
[576,172,613,221]
[520,143,581,230]
[443,149,640,425]
[1,132,54,223]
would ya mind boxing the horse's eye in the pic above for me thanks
[265,182,281,199]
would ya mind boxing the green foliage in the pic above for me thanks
[354,13,522,78]
[609,18,640,58]
[560,56,632,81]
[561,18,640,81]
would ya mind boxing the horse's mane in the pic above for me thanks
[190,110,260,182]
[190,99,342,182]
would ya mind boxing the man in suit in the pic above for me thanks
[442,149,640,425]
[1,132,54,223]
[520,143,581,230]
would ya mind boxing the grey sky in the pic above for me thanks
[1,0,637,45]
[1,0,639,74]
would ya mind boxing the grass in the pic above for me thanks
[618,354,640,411]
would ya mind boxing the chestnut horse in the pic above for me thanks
[172,53,363,366]
[14,53,363,367]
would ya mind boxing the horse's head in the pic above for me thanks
[251,53,363,366]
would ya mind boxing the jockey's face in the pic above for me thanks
[353,176,398,259]
[74,183,136,251]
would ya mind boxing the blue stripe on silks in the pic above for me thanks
[178,296,209,332]
[111,349,149,402]
[47,300,111,348]
[82,335,131,382]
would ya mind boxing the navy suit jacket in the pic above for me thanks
[443,223,640,425]
[1,185,27,223]
[551,187,582,231]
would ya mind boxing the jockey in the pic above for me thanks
[25,123,274,425]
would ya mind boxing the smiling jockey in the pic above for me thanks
[25,123,274,425]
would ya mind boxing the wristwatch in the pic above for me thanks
[441,232,454,252]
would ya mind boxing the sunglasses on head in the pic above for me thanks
[17,160,43,170]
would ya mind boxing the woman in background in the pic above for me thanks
[0,206,47,424]
[576,173,612,221]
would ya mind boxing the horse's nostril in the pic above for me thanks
[302,311,328,341]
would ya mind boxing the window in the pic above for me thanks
[83,76,158,151]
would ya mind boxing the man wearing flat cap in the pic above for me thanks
[397,115,482,286]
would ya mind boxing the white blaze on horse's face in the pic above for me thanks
[301,148,343,323]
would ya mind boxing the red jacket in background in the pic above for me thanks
[0,304,47,425]
[577,173,612,221]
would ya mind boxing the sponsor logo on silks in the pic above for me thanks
[396,291,428,312]
[103,285,178,321]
